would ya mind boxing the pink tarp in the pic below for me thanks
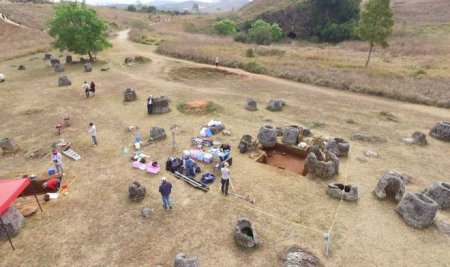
[0,179,30,215]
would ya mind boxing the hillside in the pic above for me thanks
[237,0,304,20]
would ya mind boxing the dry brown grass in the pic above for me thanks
[0,33,449,266]
[153,0,450,108]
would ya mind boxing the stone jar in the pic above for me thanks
[283,125,301,145]
[257,125,277,148]
[429,121,450,142]
[396,192,438,229]
[422,181,450,209]
[235,218,259,248]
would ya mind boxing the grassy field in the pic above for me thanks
[153,0,450,108]
[0,29,449,266]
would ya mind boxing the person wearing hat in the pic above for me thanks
[51,149,65,175]
[159,177,173,210]
[42,178,61,192]
[220,162,230,195]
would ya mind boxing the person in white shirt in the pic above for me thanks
[51,149,65,175]
[83,81,90,98]
[220,162,230,195]
[215,57,219,67]
[88,122,98,146]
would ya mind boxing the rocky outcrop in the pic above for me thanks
[396,192,438,229]
[0,206,24,239]
[326,183,358,201]
[84,63,92,72]
[123,88,137,102]
[422,181,450,209]
[283,125,301,145]
[58,76,71,86]
[266,99,285,111]
[174,253,200,267]
[128,181,146,201]
[235,218,259,248]
[246,99,257,111]
[374,172,406,201]
[429,121,450,142]
[257,125,277,148]
[150,127,166,141]
[281,246,319,267]
[304,150,339,179]
[326,138,350,157]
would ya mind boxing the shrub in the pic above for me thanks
[248,19,283,45]
[177,100,186,112]
[234,32,250,43]
[320,20,357,42]
[213,19,237,35]
[127,5,136,12]
[244,60,266,74]
[245,48,255,58]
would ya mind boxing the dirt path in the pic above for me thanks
[0,12,28,28]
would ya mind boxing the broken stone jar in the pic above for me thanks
[235,218,259,248]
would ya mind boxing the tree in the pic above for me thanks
[309,0,360,42]
[248,19,283,45]
[47,3,112,62]
[357,0,394,67]
[213,19,237,35]
[127,5,137,11]
[192,3,199,12]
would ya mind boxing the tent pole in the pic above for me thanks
[29,179,43,212]
[0,216,15,251]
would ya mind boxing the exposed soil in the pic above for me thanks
[261,146,306,175]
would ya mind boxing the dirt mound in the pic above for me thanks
[178,99,218,115]
[169,67,238,81]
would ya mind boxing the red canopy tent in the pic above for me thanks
[0,178,42,251]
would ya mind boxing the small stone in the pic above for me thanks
[364,150,378,158]
[266,99,285,111]
[346,118,354,124]
[174,253,200,267]
[18,65,25,70]
[150,127,166,141]
[58,76,71,86]
[128,181,146,201]
[222,129,231,136]
[124,57,133,64]
[401,137,415,145]
[435,219,450,236]
[245,99,257,111]
[53,63,65,72]
[411,131,427,145]
[101,67,110,71]
[141,207,151,219]
[282,246,319,267]
[84,63,92,72]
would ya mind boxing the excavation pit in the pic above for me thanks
[259,143,307,175]
[20,174,63,196]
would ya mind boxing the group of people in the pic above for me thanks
[83,81,96,98]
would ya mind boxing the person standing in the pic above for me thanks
[51,149,65,176]
[90,81,96,97]
[220,162,230,195]
[147,95,153,114]
[215,57,219,67]
[159,177,173,210]
[83,81,90,98]
[88,122,98,146]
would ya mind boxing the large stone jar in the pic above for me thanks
[257,125,277,148]
[396,192,438,229]
[283,125,301,145]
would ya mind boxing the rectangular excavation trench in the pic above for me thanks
[259,143,307,175]
[20,174,63,196]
